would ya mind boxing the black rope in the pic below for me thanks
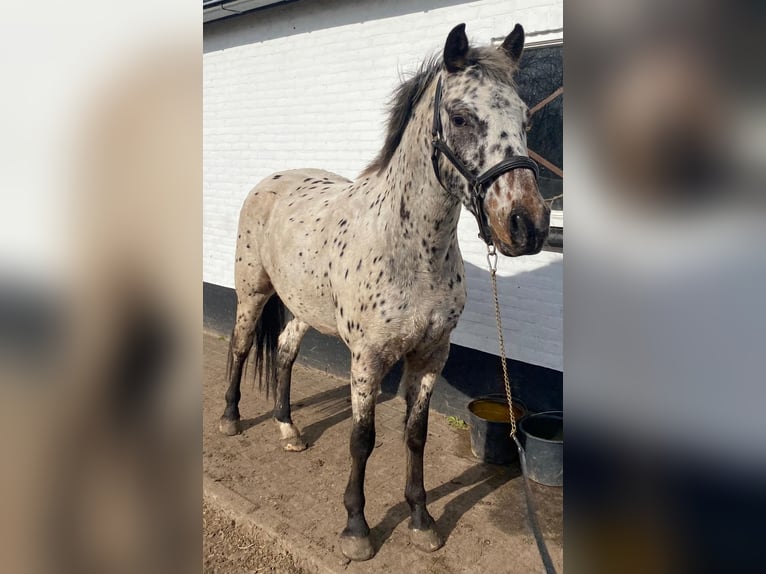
[514,436,558,574]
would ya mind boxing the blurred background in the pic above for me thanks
[566,1,765,573]
[0,2,200,573]
[1,0,764,573]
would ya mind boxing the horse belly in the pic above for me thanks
[277,282,339,337]
[257,244,336,336]
[260,226,340,337]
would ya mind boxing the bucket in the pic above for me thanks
[467,395,527,465]
[519,411,563,486]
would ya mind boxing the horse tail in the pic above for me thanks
[252,294,286,398]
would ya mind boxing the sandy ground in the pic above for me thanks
[204,500,306,574]
[203,332,563,573]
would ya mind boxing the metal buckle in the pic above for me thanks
[486,244,498,272]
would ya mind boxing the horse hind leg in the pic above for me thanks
[273,317,310,451]
[218,291,274,436]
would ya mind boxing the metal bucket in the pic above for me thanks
[519,410,563,486]
[467,395,527,465]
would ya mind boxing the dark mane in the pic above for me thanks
[361,47,517,177]
[361,56,440,177]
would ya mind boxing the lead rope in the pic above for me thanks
[487,245,557,574]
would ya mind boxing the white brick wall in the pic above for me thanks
[204,0,562,371]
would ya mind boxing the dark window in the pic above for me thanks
[515,42,563,249]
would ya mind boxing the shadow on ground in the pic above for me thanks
[370,462,520,552]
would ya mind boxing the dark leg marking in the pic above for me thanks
[402,343,450,552]
[219,294,270,436]
[273,318,310,451]
[340,366,383,561]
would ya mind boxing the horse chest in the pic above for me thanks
[411,278,467,337]
[331,257,466,355]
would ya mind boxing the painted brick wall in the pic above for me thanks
[203,0,563,371]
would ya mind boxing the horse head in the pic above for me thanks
[433,23,550,256]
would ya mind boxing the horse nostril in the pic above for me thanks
[509,211,531,247]
[509,210,542,252]
[511,213,522,235]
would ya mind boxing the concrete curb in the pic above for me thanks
[203,474,345,574]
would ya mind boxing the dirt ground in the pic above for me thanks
[204,500,306,574]
[203,332,563,574]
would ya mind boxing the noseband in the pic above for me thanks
[430,76,539,245]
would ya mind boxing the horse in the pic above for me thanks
[218,23,550,561]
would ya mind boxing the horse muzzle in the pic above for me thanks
[493,207,550,257]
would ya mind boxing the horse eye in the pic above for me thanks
[451,115,466,127]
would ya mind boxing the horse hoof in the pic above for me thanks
[281,435,308,452]
[340,535,375,561]
[218,417,240,436]
[410,527,444,553]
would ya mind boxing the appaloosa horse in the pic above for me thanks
[219,23,549,561]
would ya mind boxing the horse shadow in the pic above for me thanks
[299,387,396,446]
[237,412,273,433]
[238,382,395,445]
[370,461,520,552]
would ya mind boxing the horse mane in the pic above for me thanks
[361,56,440,177]
[361,47,518,178]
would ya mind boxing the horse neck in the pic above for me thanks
[371,79,462,260]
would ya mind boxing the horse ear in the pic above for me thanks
[500,23,525,63]
[444,23,469,73]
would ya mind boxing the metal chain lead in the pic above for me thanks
[486,244,557,574]
[486,244,517,439]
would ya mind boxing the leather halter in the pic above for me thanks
[430,76,539,245]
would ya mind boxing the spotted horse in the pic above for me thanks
[219,23,550,561]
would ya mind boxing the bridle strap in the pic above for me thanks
[430,76,539,245]
[477,156,539,188]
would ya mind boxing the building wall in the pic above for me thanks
[203,0,563,371]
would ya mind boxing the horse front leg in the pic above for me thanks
[340,356,384,561]
[403,340,450,552]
